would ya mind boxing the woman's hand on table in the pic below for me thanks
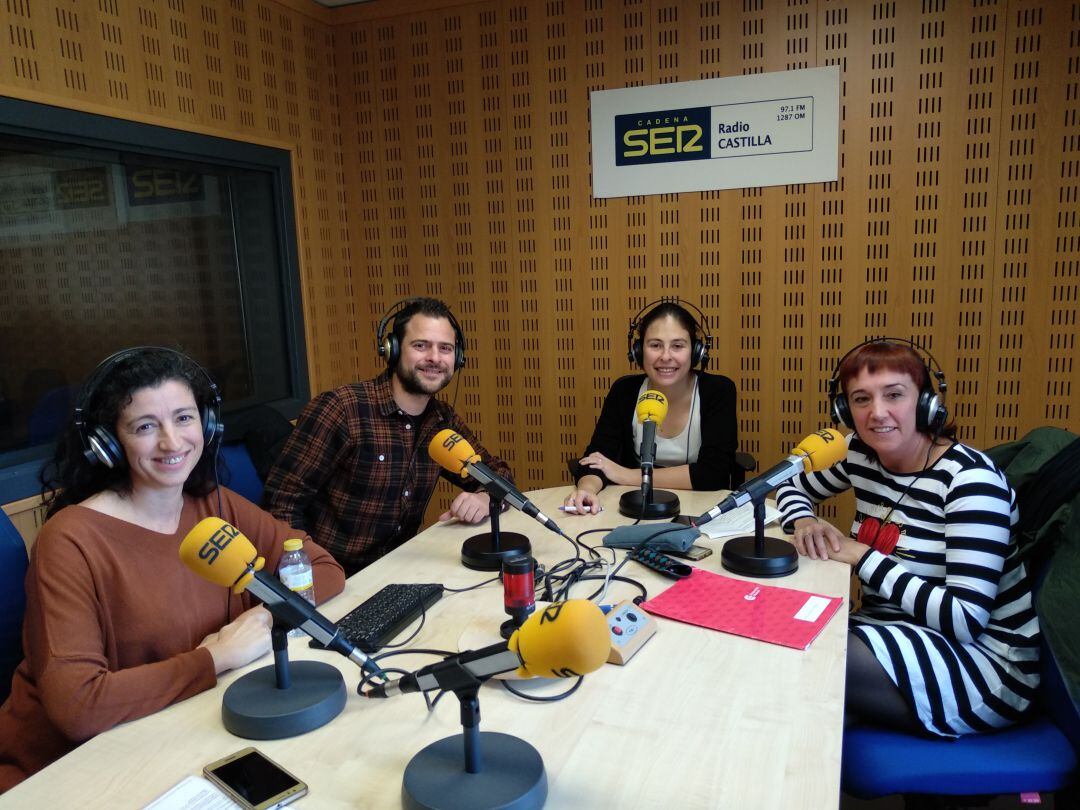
[199,606,273,675]
[577,452,638,486]
[563,488,602,515]
[792,517,847,561]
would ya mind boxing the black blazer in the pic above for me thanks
[573,372,738,490]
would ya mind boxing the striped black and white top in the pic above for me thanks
[775,434,1041,737]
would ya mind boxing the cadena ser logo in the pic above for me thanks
[615,107,711,166]
[199,522,240,565]
[441,431,464,451]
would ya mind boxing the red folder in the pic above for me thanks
[642,568,843,650]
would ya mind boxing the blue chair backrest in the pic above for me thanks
[0,510,28,703]
[27,384,77,447]
[218,442,264,504]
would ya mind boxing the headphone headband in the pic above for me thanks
[827,337,948,433]
[74,346,223,468]
[626,297,713,370]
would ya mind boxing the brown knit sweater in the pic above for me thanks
[0,488,345,790]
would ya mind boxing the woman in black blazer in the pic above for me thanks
[564,301,737,515]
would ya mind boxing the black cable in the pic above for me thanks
[443,574,500,593]
[356,646,458,711]
[575,572,647,604]
[573,528,610,560]
[540,546,649,605]
[501,675,584,703]
[378,591,430,650]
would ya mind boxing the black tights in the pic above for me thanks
[846,632,924,734]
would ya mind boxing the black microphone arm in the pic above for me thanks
[639,418,658,497]
[242,569,386,677]
[463,460,567,537]
[365,641,521,698]
[694,455,808,527]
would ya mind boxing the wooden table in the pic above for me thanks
[3,487,850,809]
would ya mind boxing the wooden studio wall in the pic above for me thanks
[2,0,1079,534]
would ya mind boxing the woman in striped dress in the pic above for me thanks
[775,340,1040,737]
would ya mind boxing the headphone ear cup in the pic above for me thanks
[453,325,466,370]
[917,389,946,433]
[383,334,399,369]
[692,339,709,370]
[830,392,855,430]
[630,338,643,367]
[88,425,124,469]
[202,405,223,447]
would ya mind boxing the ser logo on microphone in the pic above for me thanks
[538,602,565,624]
[639,391,666,404]
[813,428,838,443]
[440,432,464,451]
[198,522,241,564]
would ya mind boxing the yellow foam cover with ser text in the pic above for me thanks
[635,390,668,425]
[428,428,481,477]
[508,600,610,678]
[179,517,265,594]
[793,428,847,471]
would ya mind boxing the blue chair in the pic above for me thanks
[218,442,264,504]
[0,509,29,704]
[842,636,1078,803]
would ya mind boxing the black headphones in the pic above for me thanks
[627,298,712,370]
[827,337,948,434]
[376,298,467,371]
[74,347,223,469]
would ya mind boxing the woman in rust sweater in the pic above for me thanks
[0,348,345,790]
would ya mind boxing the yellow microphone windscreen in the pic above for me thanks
[179,517,263,593]
[429,429,479,477]
[635,390,668,425]
[793,428,847,471]
[510,600,610,678]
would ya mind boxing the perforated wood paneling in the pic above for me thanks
[335,0,1080,529]
[4,0,1080,537]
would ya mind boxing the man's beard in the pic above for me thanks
[395,363,452,396]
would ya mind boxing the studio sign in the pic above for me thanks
[614,99,809,167]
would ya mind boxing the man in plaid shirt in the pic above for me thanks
[263,298,512,576]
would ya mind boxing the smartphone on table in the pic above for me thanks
[666,544,713,561]
[203,747,307,810]
[667,515,713,561]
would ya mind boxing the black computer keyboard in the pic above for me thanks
[333,583,444,652]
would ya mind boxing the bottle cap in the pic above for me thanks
[283,538,304,552]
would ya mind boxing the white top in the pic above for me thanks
[632,377,702,466]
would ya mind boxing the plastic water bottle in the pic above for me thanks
[278,539,315,639]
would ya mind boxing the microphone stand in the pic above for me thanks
[618,422,680,519]
[719,496,798,578]
[461,488,532,572]
[401,666,547,810]
[220,619,347,739]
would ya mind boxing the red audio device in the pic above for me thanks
[501,554,535,640]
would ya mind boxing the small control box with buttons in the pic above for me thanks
[606,600,658,665]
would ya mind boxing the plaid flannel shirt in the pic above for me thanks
[263,373,512,574]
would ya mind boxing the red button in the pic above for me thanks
[612,626,623,636]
